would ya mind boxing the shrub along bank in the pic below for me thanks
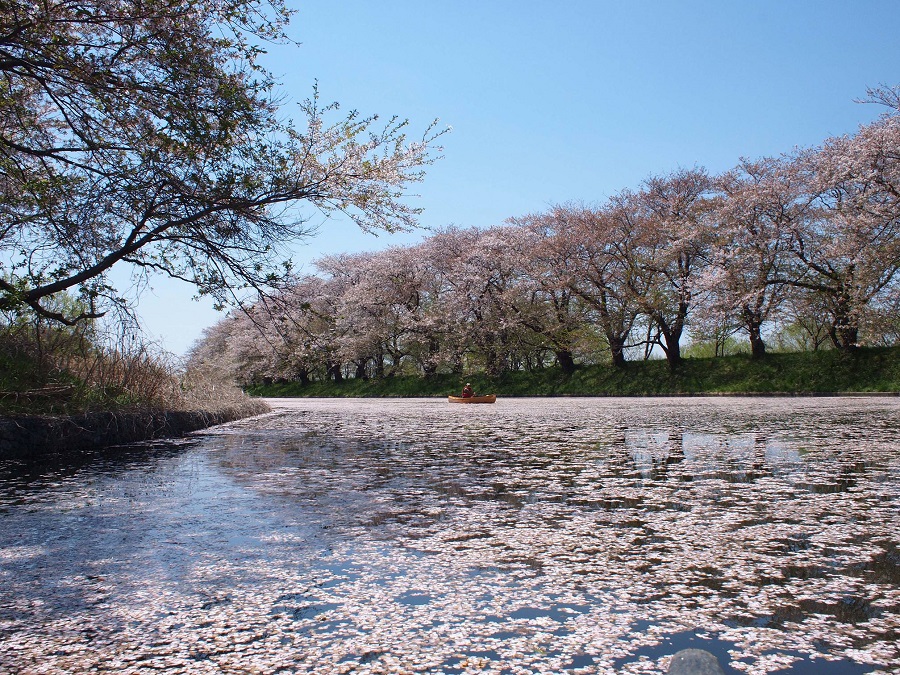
[247,346,900,398]
[0,323,269,459]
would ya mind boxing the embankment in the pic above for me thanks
[0,400,269,461]
[247,346,900,398]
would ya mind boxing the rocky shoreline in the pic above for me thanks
[0,401,270,461]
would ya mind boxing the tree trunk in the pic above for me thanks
[608,336,627,369]
[422,337,440,376]
[748,322,766,359]
[556,349,576,374]
[327,361,343,381]
[485,356,504,377]
[740,304,767,359]
[829,321,859,351]
[658,321,683,369]
[664,341,682,368]
[829,297,859,351]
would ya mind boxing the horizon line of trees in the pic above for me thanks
[191,89,900,386]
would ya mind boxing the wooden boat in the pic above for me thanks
[448,394,497,404]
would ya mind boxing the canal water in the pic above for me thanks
[0,397,898,674]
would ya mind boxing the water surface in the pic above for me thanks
[1,397,898,674]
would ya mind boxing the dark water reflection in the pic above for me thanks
[1,396,898,674]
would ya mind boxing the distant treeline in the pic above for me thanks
[191,97,900,386]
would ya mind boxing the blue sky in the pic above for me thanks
[137,1,900,357]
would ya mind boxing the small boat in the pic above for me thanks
[448,394,497,404]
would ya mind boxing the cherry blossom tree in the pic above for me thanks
[475,224,564,372]
[190,83,900,387]
[266,275,349,383]
[189,273,345,386]
[634,168,714,368]
[426,226,535,376]
[703,156,811,357]
[189,310,281,387]
[313,253,388,380]
[319,246,447,378]
[564,200,644,368]
[785,115,900,350]
[394,240,465,376]
[509,210,603,372]
[0,0,443,325]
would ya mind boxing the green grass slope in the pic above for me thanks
[247,346,900,398]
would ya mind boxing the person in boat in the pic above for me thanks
[461,383,473,398]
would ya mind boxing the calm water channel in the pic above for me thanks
[0,397,898,674]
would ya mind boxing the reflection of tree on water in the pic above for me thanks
[623,428,805,484]
[625,429,685,481]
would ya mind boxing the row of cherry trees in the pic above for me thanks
[191,96,900,385]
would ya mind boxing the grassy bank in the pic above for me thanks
[247,346,900,398]
[1,323,269,457]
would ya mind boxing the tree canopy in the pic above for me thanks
[191,95,900,384]
[0,0,442,324]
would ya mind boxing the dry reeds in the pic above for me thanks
[0,312,262,415]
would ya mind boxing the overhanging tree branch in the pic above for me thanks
[0,0,444,324]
